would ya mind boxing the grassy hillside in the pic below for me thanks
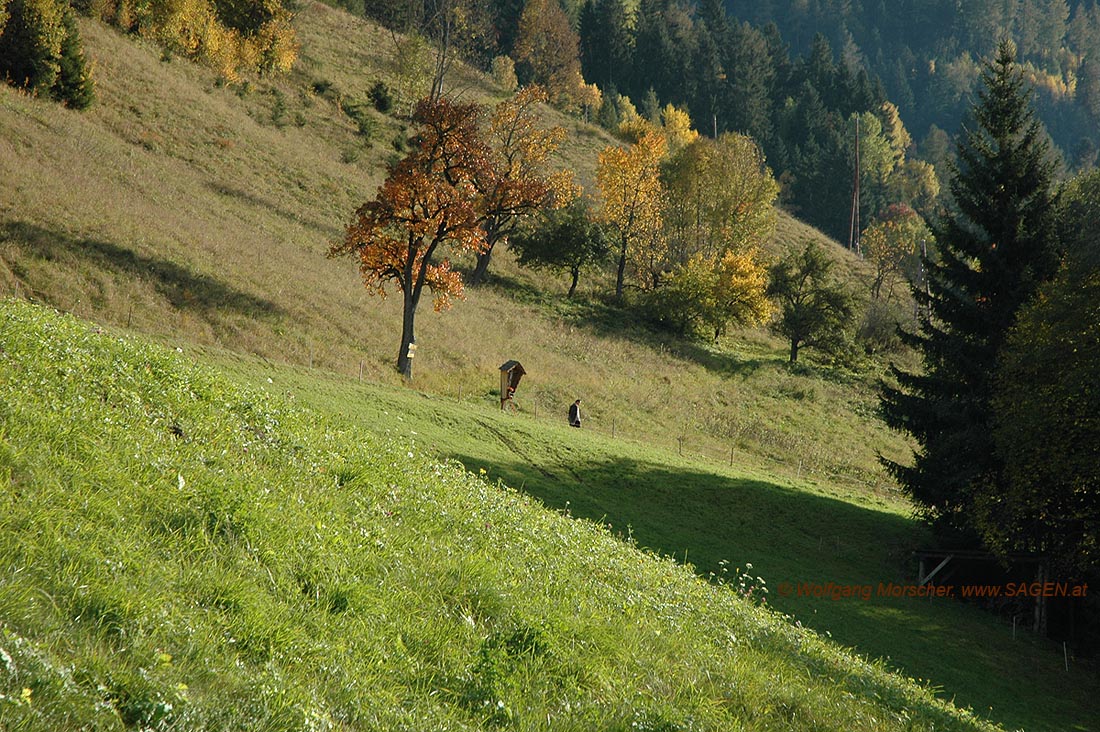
[0,299,1004,731]
[207,342,1100,732]
[0,2,872,490]
[1,4,1096,731]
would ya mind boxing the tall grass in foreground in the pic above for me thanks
[0,299,1001,731]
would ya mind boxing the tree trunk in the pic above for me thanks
[470,247,493,285]
[568,266,579,298]
[615,235,627,302]
[789,339,799,363]
[397,289,416,380]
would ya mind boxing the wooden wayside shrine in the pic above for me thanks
[499,360,525,410]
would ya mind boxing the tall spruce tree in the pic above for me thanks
[880,40,1061,538]
[580,0,632,91]
[631,0,676,102]
[53,6,94,109]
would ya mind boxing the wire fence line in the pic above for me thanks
[485,388,902,502]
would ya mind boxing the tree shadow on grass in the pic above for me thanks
[1,220,282,320]
[445,449,1089,732]
[448,451,915,583]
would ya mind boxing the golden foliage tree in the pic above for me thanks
[661,133,779,267]
[659,103,697,153]
[596,130,668,299]
[710,248,772,335]
[861,203,930,301]
[576,78,601,123]
[615,94,651,142]
[647,248,770,340]
[331,97,491,380]
[513,0,582,108]
[471,84,579,284]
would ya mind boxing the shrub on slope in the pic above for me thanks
[0,299,999,731]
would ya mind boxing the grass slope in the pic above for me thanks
[0,4,1094,731]
[0,2,875,491]
[208,344,1100,732]
[0,299,1003,731]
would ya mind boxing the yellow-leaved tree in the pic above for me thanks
[644,131,776,340]
[660,103,697,153]
[596,130,668,299]
[709,248,772,337]
[662,132,779,266]
[651,249,771,340]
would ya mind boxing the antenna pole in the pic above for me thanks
[849,115,861,255]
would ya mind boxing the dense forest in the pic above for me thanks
[729,0,1100,170]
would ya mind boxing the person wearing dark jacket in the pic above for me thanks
[568,399,582,428]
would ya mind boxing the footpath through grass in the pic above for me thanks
[0,299,1016,731]
[208,343,1100,732]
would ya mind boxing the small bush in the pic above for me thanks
[857,299,908,355]
[344,102,375,139]
[368,80,392,113]
[490,55,517,92]
[270,87,288,127]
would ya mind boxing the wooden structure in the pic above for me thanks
[499,360,526,410]
[915,548,1051,633]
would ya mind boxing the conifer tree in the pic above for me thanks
[632,0,677,102]
[880,41,1061,537]
[0,0,65,94]
[578,0,631,91]
[52,6,93,109]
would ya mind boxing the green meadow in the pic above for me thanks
[0,299,1020,731]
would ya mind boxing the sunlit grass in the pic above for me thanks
[0,5,1095,731]
[0,299,1015,731]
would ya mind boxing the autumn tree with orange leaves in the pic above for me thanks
[331,97,490,380]
[471,84,578,285]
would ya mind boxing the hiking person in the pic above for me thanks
[568,399,582,428]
